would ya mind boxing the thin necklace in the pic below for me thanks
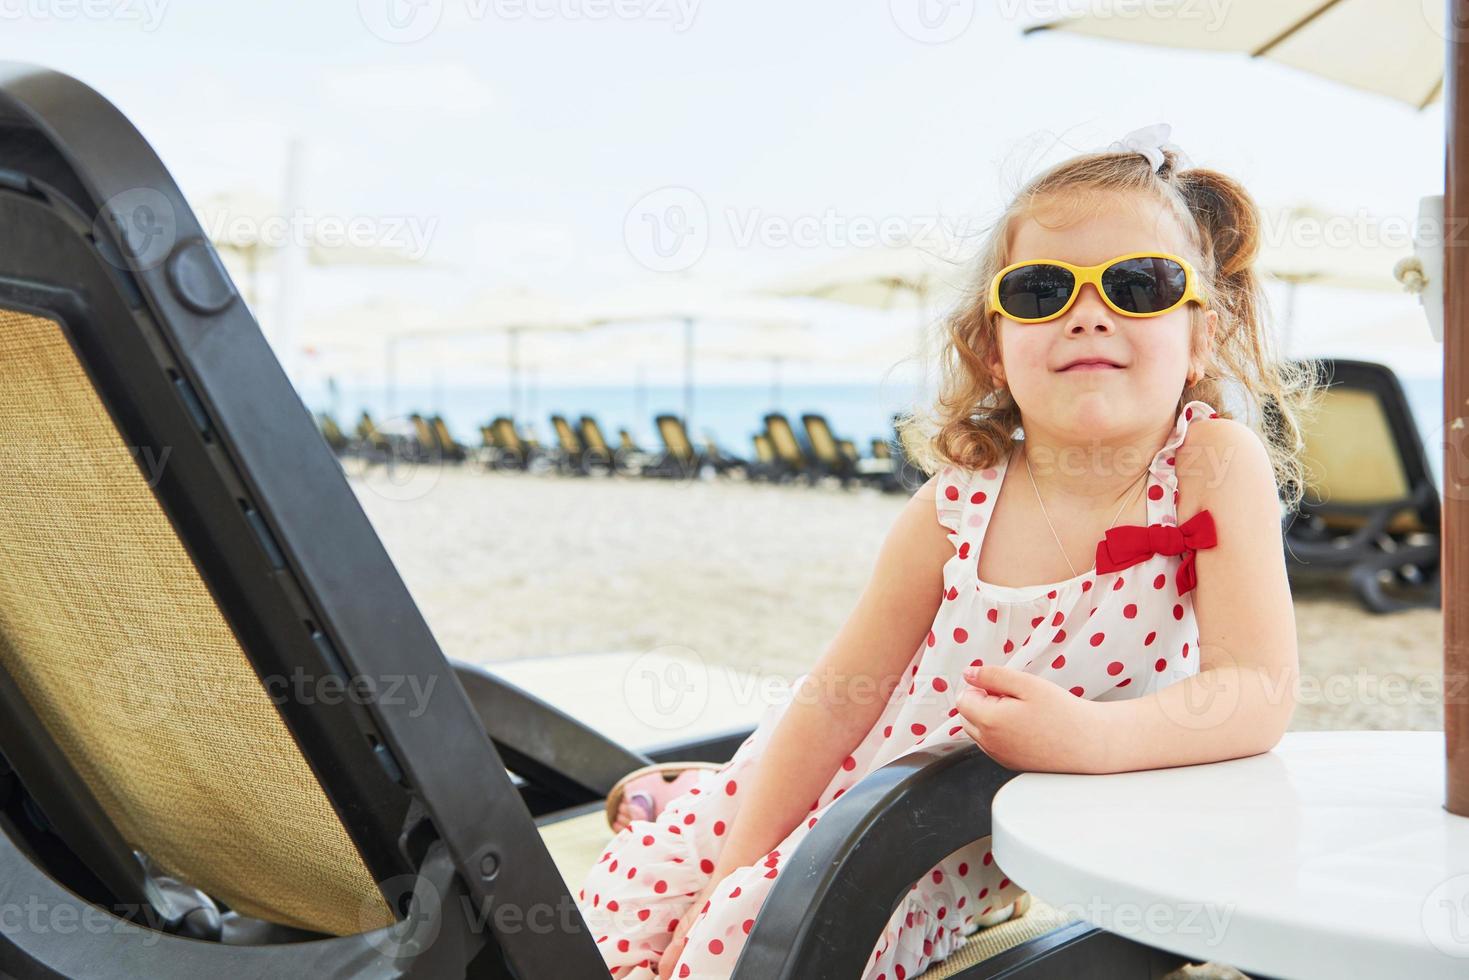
[1023,447,1149,580]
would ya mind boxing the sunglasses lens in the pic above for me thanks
[1101,256,1188,314]
[996,264,1075,320]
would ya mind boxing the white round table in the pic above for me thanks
[991,731,1469,980]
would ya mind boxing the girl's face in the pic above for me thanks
[989,191,1216,442]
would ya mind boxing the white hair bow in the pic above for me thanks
[1106,123,1191,172]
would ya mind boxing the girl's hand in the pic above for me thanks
[656,871,728,977]
[955,665,1112,773]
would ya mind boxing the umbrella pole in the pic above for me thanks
[1448,0,1468,816]
[683,316,695,432]
[508,329,520,422]
[385,335,398,417]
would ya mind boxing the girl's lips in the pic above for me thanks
[1059,361,1124,372]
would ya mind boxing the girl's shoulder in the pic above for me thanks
[1172,411,1275,519]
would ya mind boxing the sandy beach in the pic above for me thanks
[351,466,1444,736]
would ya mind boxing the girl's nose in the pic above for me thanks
[1064,282,1116,335]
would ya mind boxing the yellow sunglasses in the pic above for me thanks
[989,251,1207,324]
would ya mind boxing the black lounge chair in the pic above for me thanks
[1284,358,1442,612]
[700,430,749,478]
[747,431,788,482]
[354,410,397,464]
[430,415,467,463]
[485,415,534,471]
[407,412,439,463]
[317,411,350,454]
[801,412,858,487]
[0,64,1194,980]
[575,415,622,474]
[643,413,703,478]
[764,412,817,485]
[550,413,612,476]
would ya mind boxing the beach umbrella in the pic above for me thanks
[1258,203,1415,351]
[1025,0,1467,818]
[584,278,809,435]
[1025,1,1442,109]
[699,327,828,408]
[199,190,428,307]
[301,297,447,414]
[760,242,974,399]
[410,285,594,420]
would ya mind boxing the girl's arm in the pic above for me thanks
[1095,418,1300,772]
[713,475,954,875]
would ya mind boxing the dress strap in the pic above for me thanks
[1143,400,1219,526]
[934,455,1009,561]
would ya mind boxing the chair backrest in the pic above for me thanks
[0,310,394,936]
[318,411,346,449]
[579,415,612,456]
[431,414,457,452]
[0,65,602,975]
[551,413,582,453]
[801,413,841,464]
[618,427,639,453]
[492,416,526,453]
[764,413,807,468]
[410,412,436,452]
[871,437,891,460]
[753,432,776,464]
[1296,359,1439,534]
[655,414,696,464]
[838,438,858,462]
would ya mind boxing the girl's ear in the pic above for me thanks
[1188,308,1218,384]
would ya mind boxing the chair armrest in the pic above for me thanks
[450,661,651,806]
[731,742,1017,980]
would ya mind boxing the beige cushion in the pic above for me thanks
[1298,386,1428,535]
[0,309,392,936]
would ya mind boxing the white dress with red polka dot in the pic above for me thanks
[578,400,1216,980]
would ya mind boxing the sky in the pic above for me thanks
[0,0,1449,389]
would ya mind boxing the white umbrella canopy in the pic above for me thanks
[697,327,831,407]
[1025,0,1443,109]
[585,277,808,328]
[1256,203,1416,349]
[1258,204,1413,292]
[413,285,595,419]
[426,284,592,336]
[198,190,429,307]
[582,277,812,431]
[761,243,979,401]
[760,242,974,311]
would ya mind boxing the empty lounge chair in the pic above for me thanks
[1284,358,1441,612]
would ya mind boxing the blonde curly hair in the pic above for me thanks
[896,146,1319,508]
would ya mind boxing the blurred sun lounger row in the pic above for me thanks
[316,357,1448,615]
[316,409,914,492]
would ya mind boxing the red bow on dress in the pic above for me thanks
[1094,510,1218,595]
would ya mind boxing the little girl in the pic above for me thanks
[578,126,1311,979]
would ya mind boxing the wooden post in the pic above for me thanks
[1447,0,1469,816]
